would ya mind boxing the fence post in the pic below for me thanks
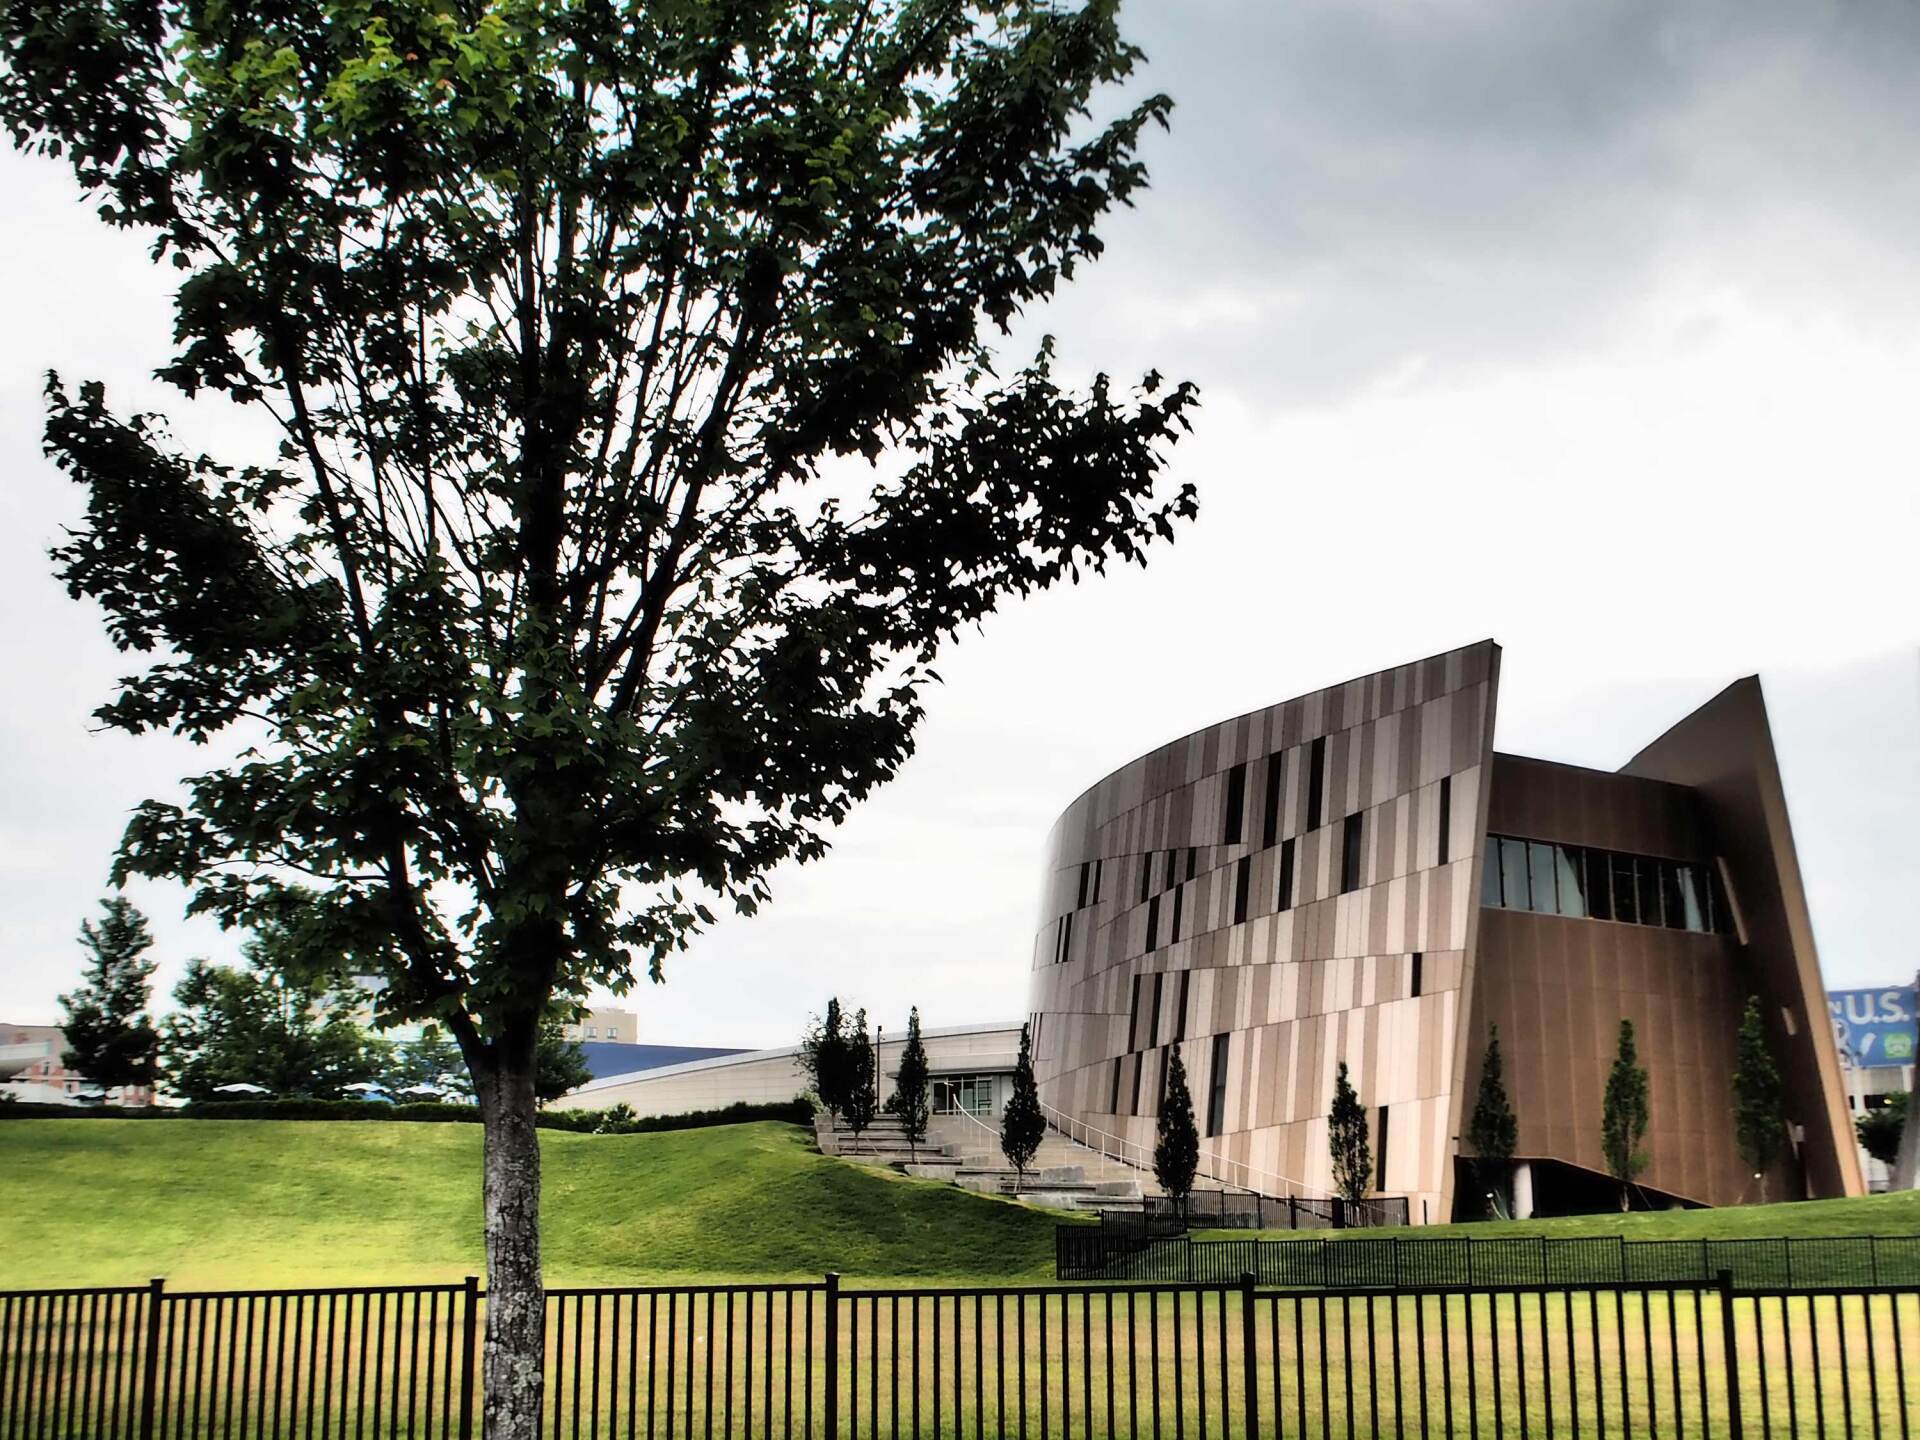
[1288,1196,1297,1231]
[824,1273,841,1439]
[1717,1269,1744,1440]
[458,1275,480,1440]
[137,1277,165,1440]
[1240,1272,1260,1436]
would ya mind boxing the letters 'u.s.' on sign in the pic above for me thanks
[1828,986,1918,1067]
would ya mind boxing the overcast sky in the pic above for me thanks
[3,0,1916,1047]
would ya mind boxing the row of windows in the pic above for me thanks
[1108,1029,1234,1138]
[1481,834,1734,935]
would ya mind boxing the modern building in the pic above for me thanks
[0,1022,155,1107]
[1025,640,1862,1222]
[556,1021,1023,1120]
[562,1007,640,1045]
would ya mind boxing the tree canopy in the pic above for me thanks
[1731,996,1786,1195]
[59,895,160,1093]
[1328,1060,1370,1207]
[884,1005,931,1160]
[1602,1018,1651,1209]
[1467,1024,1518,1216]
[1000,1021,1044,1182]
[800,997,855,1119]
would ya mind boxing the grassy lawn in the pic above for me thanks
[1194,1186,1920,1243]
[0,1119,1061,1289]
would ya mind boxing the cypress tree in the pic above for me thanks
[801,998,851,1120]
[1001,1023,1045,1186]
[1602,1019,1651,1210]
[886,1007,932,1162]
[1329,1061,1372,1208]
[1732,996,1786,1200]
[1467,1026,1520,1218]
[843,1009,877,1144]
[1154,1047,1201,1221]
[58,897,160,1095]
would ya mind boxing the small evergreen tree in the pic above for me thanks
[1467,1026,1520,1218]
[1602,1019,1651,1210]
[800,998,852,1119]
[59,897,160,1096]
[842,1009,877,1145]
[1732,996,1787,1199]
[885,1007,932,1162]
[1328,1061,1372,1208]
[1001,1022,1045,1186]
[1154,1047,1200,1220]
[534,1025,594,1104]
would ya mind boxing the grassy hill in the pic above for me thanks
[0,1118,1061,1289]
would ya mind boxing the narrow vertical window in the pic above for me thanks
[1063,910,1075,961]
[1131,1054,1144,1116]
[1584,848,1613,922]
[1341,813,1364,894]
[1146,895,1161,952]
[1262,752,1285,848]
[1307,736,1327,830]
[1375,1106,1391,1190]
[1186,847,1197,881]
[1170,884,1184,943]
[1207,1032,1231,1137]
[1410,951,1423,998]
[1223,762,1247,845]
[1092,859,1104,905]
[1166,850,1179,891]
[1527,841,1559,914]
[1148,973,1164,1044]
[1077,862,1091,910]
[1128,975,1143,1049]
[1139,856,1151,905]
[1277,838,1297,912]
[1437,776,1452,866]
[1159,1047,1173,1113]
[1176,971,1191,1041]
[1233,855,1252,924]
[1611,853,1639,925]
[1109,1058,1122,1114]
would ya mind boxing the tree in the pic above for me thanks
[161,949,380,1102]
[1731,996,1787,1199]
[800,998,853,1120]
[58,896,159,1095]
[1153,1047,1200,1220]
[0,4,1195,1429]
[842,1009,877,1146]
[378,1025,472,1101]
[1467,1026,1519,1218]
[1001,1022,1046,1186]
[1328,1060,1372,1209]
[1858,1092,1909,1167]
[1602,1018,1651,1210]
[885,1007,931,1162]
[535,1025,593,1104]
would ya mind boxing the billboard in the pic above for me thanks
[1828,986,1918,1068]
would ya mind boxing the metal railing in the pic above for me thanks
[1059,1227,1920,1291]
[1036,1099,1343,1201]
[7,1269,1918,1437]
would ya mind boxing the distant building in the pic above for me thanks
[561,1007,639,1045]
[1829,981,1918,1191]
[0,1022,154,1107]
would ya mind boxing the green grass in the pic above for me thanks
[1193,1186,1920,1243]
[0,1119,1061,1288]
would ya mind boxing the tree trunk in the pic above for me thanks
[477,1058,544,1440]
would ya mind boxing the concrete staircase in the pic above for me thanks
[813,1111,1233,1213]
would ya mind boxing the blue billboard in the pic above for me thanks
[1828,986,1918,1067]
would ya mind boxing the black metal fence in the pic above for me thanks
[1133,1191,1411,1231]
[1058,1226,1920,1289]
[5,1272,1919,1437]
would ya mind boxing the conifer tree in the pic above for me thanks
[842,1009,877,1145]
[1602,1019,1651,1210]
[59,897,159,1095]
[1154,1047,1200,1220]
[1329,1061,1372,1209]
[801,998,852,1120]
[1001,1023,1045,1186]
[1468,1026,1520,1218]
[885,1007,931,1162]
[1732,997,1786,1200]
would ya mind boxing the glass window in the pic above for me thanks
[1130,1054,1144,1115]
[1176,972,1191,1041]
[1148,973,1164,1043]
[1307,736,1327,830]
[1481,844,1504,907]
[1659,860,1688,930]
[1207,1033,1231,1138]
[1437,777,1452,866]
[1262,753,1284,849]
[934,1076,994,1116]
[1585,848,1614,922]
[1278,838,1297,912]
[1170,885,1184,943]
[1528,841,1559,914]
[1109,1059,1122,1113]
[1234,855,1252,921]
[1675,864,1707,932]
[1501,838,1530,912]
[1146,896,1160,952]
[1611,853,1639,924]
[1223,762,1246,845]
[1341,814,1365,894]
[1553,845,1587,919]
[1635,858,1663,928]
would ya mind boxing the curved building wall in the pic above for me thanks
[1027,641,1500,1223]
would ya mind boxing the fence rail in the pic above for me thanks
[5,1271,1919,1437]
[1058,1226,1920,1289]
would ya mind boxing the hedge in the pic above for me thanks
[0,1096,814,1134]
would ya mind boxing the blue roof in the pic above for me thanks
[578,1041,750,1080]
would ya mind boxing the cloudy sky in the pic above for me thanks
[2,0,1916,1047]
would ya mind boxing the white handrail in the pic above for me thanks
[1036,1098,1342,1202]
